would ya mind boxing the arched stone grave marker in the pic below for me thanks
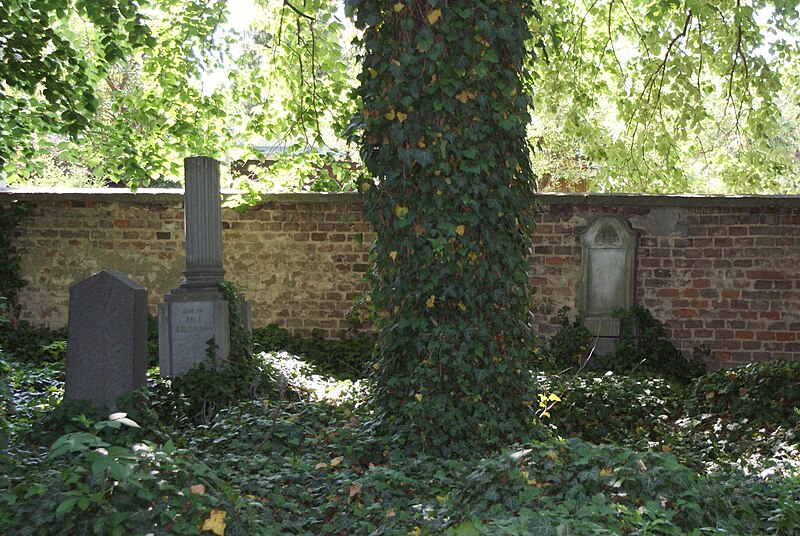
[579,215,637,356]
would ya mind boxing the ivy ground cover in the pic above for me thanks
[1,343,799,534]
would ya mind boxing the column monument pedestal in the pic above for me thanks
[159,157,249,377]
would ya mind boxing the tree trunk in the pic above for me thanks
[348,0,539,455]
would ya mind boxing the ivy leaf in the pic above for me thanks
[200,509,227,535]
[108,412,141,428]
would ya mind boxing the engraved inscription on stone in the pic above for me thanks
[587,248,626,315]
[172,302,213,353]
[174,304,213,335]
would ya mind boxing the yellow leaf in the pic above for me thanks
[360,181,371,192]
[394,205,409,218]
[600,467,614,477]
[386,509,396,518]
[417,139,426,148]
[426,295,436,308]
[200,509,226,536]
[314,462,328,469]
[458,302,467,312]
[396,111,408,123]
[409,527,422,536]
[414,393,423,402]
[455,91,469,104]
[468,251,478,262]
[384,110,396,121]
[455,224,465,236]
[190,484,206,495]
[368,67,378,79]
[427,8,441,24]
[392,2,404,12]
[389,251,397,261]
[331,456,344,467]
[435,189,443,196]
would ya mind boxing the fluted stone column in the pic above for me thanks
[158,157,249,377]
[182,156,225,288]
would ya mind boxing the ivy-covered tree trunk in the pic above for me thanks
[347,0,539,454]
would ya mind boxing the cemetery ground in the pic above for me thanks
[1,314,799,535]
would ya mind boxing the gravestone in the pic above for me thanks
[65,270,148,409]
[159,156,250,377]
[579,215,637,355]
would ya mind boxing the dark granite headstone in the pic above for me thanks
[65,270,148,409]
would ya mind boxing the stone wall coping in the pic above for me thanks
[2,187,800,208]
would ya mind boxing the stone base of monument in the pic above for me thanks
[160,288,225,377]
[158,286,251,377]
[583,316,627,365]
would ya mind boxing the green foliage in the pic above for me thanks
[688,359,800,426]
[3,347,800,534]
[3,0,360,190]
[0,201,30,320]
[541,372,681,450]
[535,306,593,372]
[348,0,542,455]
[1,413,248,535]
[169,282,263,423]
[0,321,68,364]
[0,0,154,170]
[605,306,706,383]
[0,352,12,451]
[443,438,797,535]
[674,360,800,473]
[530,0,800,193]
[252,324,374,379]
[538,306,706,383]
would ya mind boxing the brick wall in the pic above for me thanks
[3,189,799,369]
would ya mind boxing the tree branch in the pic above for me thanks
[283,0,314,21]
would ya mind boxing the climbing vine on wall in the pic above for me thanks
[0,202,30,322]
[346,0,540,454]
